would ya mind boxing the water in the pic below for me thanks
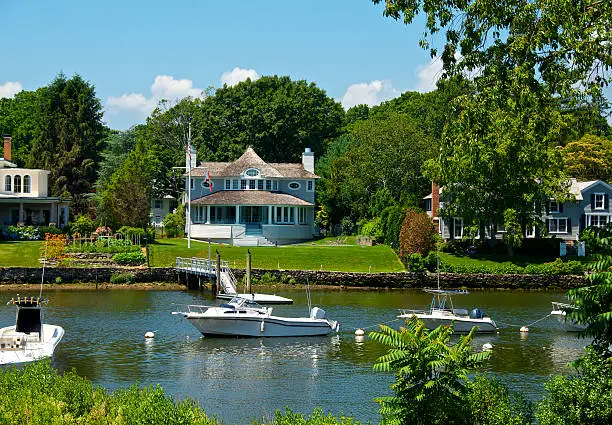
[0,288,587,424]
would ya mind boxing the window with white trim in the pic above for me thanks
[548,218,568,233]
[13,175,21,193]
[232,179,239,190]
[288,182,300,190]
[4,175,11,192]
[266,180,272,191]
[549,200,559,213]
[525,226,535,237]
[154,200,162,209]
[241,180,247,190]
[307,180,313,191]
[245,168,260,177]
[257,180,264,190]
[594,193,605,210]
[298,207,307,224]
[273,180,279,191]
[453,218,463,239]
[225,179,231,190]
[248,179,256,190]
[587,215,610,228]
[22,175,30,193]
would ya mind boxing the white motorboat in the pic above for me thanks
[172,297,339,337]
[398,289,498,334]
[550,302,586,332]
[216,267,293,305]
[0,296,64,365]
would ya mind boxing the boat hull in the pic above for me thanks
[185,315,335,337]
[398,313,498,334]
[0,324,64,365]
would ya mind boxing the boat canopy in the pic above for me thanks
[424,288,469,295]
[15,306,42,335]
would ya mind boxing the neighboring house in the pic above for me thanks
[184,146,318,246]
[150,195,178,227]
[0,136,70,227]
[424,179,612,243]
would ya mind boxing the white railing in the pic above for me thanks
[175,257,229,275]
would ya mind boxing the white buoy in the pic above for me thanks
[520,326,529,333]
[482,343,493,351]
[354,328,365,336]
[144,331,155,339]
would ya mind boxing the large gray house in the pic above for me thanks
[425,179,612,243]
[184,146,318,245]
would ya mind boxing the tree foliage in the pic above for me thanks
[399,208,437,260]
[370,317,490,425]
[562,134,612,182]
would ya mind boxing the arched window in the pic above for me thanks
[4,175,11,192]
[23,175,31,193]
[13,175,21,193]
[244,168,260,177]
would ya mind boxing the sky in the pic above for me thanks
[2,1,607,130]
[0,0,446,130]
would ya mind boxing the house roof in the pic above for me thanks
[191,190,314,206]
[187,147,319,179]
[0,159,17,168]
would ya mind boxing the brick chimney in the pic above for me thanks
[2,136,11,161]
[431,181,440,232]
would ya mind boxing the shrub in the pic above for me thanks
[340,216,355,236]
[380,205,406,251]
[41,233,67,259]
[110,272,135,284]
[466,375,534,425]
[359,217,384,242]
[70,215,95,235]
[399,208,437,261]
[67,238,140,254]
[407,253,426,272]
[113,252,146,266]
[162,204,185,238]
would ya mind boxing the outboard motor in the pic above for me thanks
[470,308,484,319]
[310,307,327,320]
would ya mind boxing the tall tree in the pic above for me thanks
[28,73,106,213]
[193,75,345,163]
[562,134,612,182]
[96,127,142,192]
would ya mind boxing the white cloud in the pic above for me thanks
[221,67,260,87]
[415,57,444,93]
[341,80,400,109]
[105,75,205,120]
[0,81,23,99]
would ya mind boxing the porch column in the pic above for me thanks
[50,201,57,225]
[268,206,273,224]
[294,207,298,225]
[235,205,240,224]
[206,206,211,224]
[18,202,24,224]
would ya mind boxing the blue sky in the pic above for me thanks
[0,0,441,129]
[2,1,608,130]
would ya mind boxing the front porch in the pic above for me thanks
[0,198,70,227]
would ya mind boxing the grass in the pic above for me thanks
[0,240,43,267]
[439,251,558,269]
[148,237,405,273]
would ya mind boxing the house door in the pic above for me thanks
[245,206,261,223]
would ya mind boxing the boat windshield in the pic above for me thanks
[229,297,263,310]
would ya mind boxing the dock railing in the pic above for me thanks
[175,257,229,276]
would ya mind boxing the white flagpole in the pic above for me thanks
[188,123,191,249]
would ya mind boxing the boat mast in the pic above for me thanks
[187,122,192,249]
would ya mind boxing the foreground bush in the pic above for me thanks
[113,251,146,265]
[0,361,216,425]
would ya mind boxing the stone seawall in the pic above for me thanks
[0,267,586,289]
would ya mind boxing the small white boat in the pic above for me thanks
[172,297,339,337]
[398,289,498,334]
[0,296,64,365]
[551,302,586,332]
[216,292,294,305]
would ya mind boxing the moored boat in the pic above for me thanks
[172,297,339,337]
[0,296,64,365]
[398,289,498,334]
[550,301,586,332]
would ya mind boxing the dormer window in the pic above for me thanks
[244,168,260,178]
[549,200,559,213]
[4,175,11,192]
[594,193,605,210]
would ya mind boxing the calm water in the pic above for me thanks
[0,288,587,424]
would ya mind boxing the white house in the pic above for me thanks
[0,136,70,227]
[184,146,318,245]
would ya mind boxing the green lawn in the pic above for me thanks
[0,241,43,267]
[439,251,557,268]
[149,237,405,272]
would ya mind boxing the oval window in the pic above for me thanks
[288,182,300,190]
[245,168,260,177]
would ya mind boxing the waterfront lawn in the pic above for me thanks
[0,240,42,267]
[148,238,405,272]
[439,252,557,269]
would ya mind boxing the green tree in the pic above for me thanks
[562,134,612,182]
[96,126,141,191]
[99,144,153,229]
[370,317,490,425]
[502,208,523,257]
[193,75,344,163]
[568,224,612,357]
